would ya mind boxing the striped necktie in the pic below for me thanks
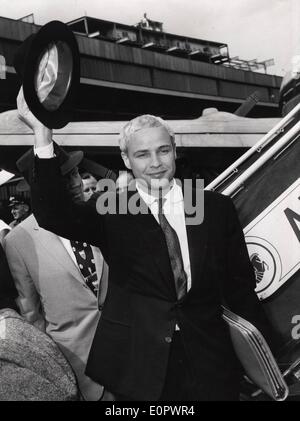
[157,197,187,300]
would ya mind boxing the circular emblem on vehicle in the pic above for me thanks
[245,236,282,300]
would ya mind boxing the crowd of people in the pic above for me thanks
[0,141,119,400]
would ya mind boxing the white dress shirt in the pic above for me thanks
[34,142,55,158]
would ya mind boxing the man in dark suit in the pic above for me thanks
[18,92,274,401]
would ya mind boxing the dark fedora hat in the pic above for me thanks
[80,157,117,181]
[14,20,80,129]
[16,145,83,178]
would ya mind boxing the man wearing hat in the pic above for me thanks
[4,145,108,401]
[8,195,31,229]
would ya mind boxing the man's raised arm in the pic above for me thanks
[17,88,104,249]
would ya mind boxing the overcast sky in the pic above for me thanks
[1,0,299,76]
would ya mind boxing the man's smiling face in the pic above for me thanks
[121,126,176,192]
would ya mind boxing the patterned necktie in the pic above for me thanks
[157,197,187,300]
[70,240,98,296]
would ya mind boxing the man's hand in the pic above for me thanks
[17,87,52,148]
[17,87,43,131]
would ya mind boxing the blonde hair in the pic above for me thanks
[119,114,175,153]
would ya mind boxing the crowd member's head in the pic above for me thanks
[57,149,85,204]
[17,147,85,204]
[81,172,97,202]
[119,115,176,192]
[63,165,84,203]
[8,196,31,226]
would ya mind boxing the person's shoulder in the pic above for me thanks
[182,183,233,209]
[19,213,36,227]
[203,190,233,207]
[202,191,238,224]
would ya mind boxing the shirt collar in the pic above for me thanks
[136,179,183,208]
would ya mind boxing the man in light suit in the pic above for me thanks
[19,92,275,400]
[4,151,108,401]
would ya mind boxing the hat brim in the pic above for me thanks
[22,21,80,129]
[16,147,83,178]
[61,150,84,175]
[80,157,117,180]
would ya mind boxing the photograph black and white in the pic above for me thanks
[0,0,299,404]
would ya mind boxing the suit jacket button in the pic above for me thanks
[165,336,172,343]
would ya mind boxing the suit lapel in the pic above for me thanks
[34,221,84,285]
[92,246,104,280]
[91,245,109,303]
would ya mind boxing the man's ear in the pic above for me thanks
[121,152,132,170]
